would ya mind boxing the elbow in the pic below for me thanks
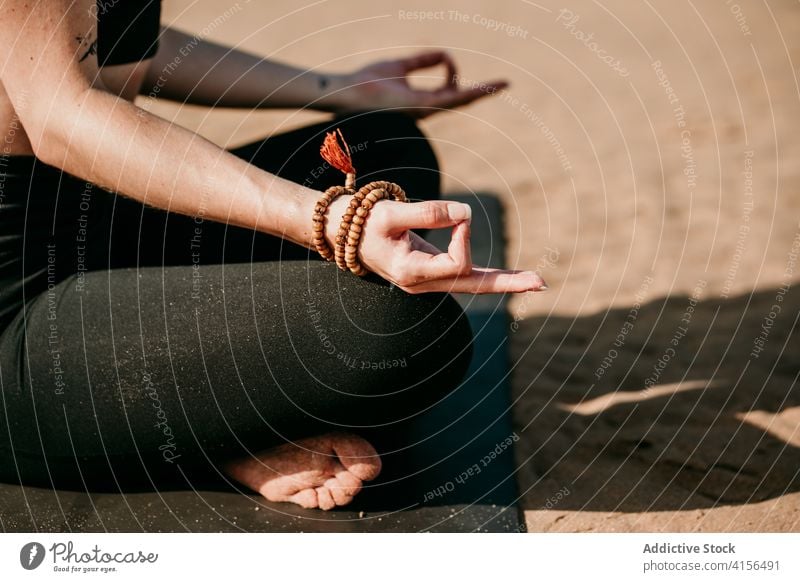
[23,105,70,167]
[0,98,63,166]
[19,89,92,168]
[23,103,79,169]
[28,127,68,168]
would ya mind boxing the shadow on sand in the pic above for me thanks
[513,283,800,512]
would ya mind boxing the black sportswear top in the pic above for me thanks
[96,0,162,66]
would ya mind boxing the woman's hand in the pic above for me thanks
[325,197,547,294]
[332,51,508,118]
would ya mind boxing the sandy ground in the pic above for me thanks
[150,0,800,532]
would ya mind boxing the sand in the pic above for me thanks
[149,0,800,532]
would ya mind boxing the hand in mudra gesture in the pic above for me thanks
[317,130,548,295]
[322,195,547,295]
[360,200,546,294]
[335,51,508,119]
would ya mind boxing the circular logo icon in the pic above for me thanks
[19,542,45,570]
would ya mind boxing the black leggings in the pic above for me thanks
[0,111,473,490]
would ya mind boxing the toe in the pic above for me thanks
[289,488,319,509]
[315,486,336,511]
[333,467,363,498]
[346,460,381,482]
[325,476,354,506]
[332,434,382,481]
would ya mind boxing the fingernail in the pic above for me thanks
[530,272,548,291]
[447,203,471,223]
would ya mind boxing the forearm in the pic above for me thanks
[141,27,349,110]
[39,88,326,247]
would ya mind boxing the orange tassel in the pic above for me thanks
[320,128,355,175]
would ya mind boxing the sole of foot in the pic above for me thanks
[223,432,382,510]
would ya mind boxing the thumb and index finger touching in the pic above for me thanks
[384,200,549,292]
[399,50,509,109]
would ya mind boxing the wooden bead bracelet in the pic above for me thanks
[311,184,351,261]
[313,129,408,276]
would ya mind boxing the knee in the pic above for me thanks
[374,110,440,176]
[293,263,473,426]
[347,284,474,421]
[336,111,440,201]
[339,110,430,144]
[369,110,437,161]
[405,291,473,403]
[386,112,440,191]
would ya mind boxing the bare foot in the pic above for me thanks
[222,432,382,510]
